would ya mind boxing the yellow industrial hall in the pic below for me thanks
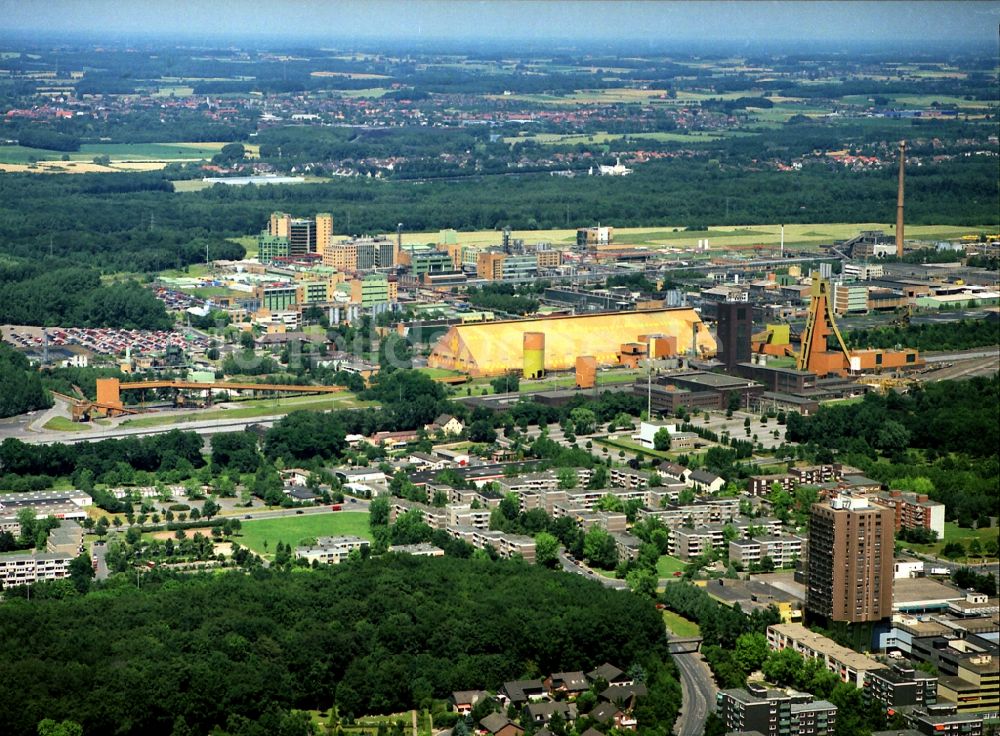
[427,309,717,377]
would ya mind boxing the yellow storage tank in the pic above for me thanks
[523,332,545,379]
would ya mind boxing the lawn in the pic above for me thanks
[595,436,672,461]
[662,609,701,638]
[656,555,688,578]
[238,512,372,557]
[42,416,89,432]
[906,522,999,560]
[119,393,370,428]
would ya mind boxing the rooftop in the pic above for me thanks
[769,623,887,673]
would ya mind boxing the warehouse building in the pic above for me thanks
[428,309,715,377]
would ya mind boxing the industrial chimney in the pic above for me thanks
[896,141,906,258]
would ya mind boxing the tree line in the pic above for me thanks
[846,318,1000,352]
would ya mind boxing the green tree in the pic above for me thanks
[626,568,658,598]
[534,532,560,568]
[583,525,618,569]
[653,427,672,452]
[36,719,83,736]
[557,467,578,490]
[569,407,597,435]
[734,633,769,675]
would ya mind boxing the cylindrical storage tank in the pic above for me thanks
[576,355,597,389]
[523,332,545,379]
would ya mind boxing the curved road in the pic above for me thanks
[668,633,718,736]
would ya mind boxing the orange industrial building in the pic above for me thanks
[575,356,597,389]
[427,309,715,377]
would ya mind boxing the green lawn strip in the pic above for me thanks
[594,436,672,460]
[42,416,90,432]
[662,609,701,637]
[120,394,370,428]
[238,512,372,558]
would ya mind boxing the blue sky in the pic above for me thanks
[3,1,999,43]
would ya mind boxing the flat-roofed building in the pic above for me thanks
[767,622,888,687]
[864,664,938,714]
[295,536,369,565]
[873,490,945,541]
[717,685,837,736]
[0,552,72,587]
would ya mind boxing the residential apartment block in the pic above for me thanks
[767,623,888,687]
[872,490,946,540]
[0,552,72,587]
[717,684,837,736]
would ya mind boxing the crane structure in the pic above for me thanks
[68,378,349,420]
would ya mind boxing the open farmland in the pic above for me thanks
[401,223,987,251]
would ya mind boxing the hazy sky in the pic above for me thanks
[3,0,999,44]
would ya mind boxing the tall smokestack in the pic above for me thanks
[896,141,906,258]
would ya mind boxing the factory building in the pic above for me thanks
[428,309,715,377]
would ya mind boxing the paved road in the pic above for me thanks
[91,541,110,581]
[17,416,281,445]
[668,629,718,736]
[557,549,627,589]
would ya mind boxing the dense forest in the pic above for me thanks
[0,342,51,417]
[0,556,680,736]
[785,375,999,524]
[0,264,173,329]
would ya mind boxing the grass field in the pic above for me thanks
[238,512,372,556]
[656,555,688,578]
[662,610,701,637]
[42,416,89,432]
[119,393,371,428]
[905,522,999,560]
[401,223,988,252]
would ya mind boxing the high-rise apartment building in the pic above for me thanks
[806,495,893,624]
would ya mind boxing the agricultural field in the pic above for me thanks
[502,129,746,146]
[237,512,372,557]
[0,141,260,173]
[403,223,986,252]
